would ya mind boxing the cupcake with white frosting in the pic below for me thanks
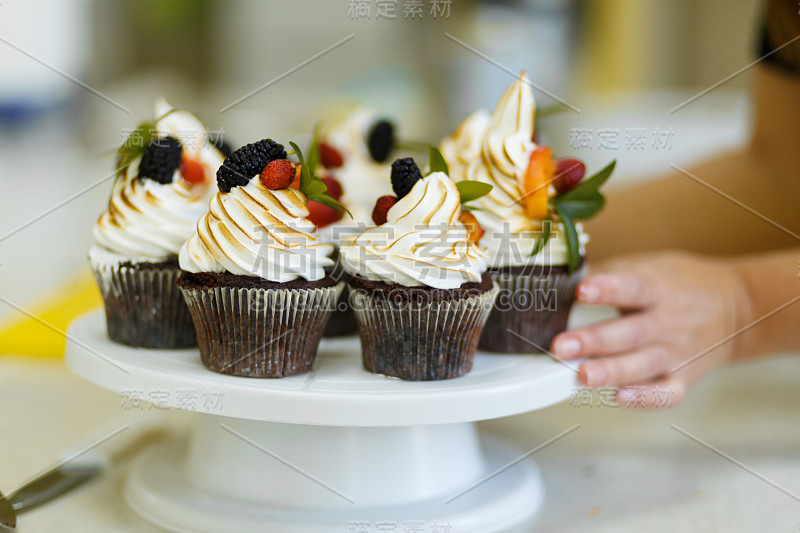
[441,73,615,353]
[340,154,498,380]
[177,139,344,378]
[90,98,227,348]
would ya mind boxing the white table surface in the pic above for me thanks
[1,351,799,533]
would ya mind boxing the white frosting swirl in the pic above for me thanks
[439,108,490,182]
[179,177,335,282]
[92,98,225,261]
[340,172,489,289]
[460,73,588,267]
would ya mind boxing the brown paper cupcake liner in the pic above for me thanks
[323,286,359,337]
[348,279,499,381]
[179,283,343,378]
[90,259,197,349]
[478,262,587,354]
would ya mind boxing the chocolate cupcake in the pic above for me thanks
[340,162,498,381]
[90,98,226,348]
[177,139,344,378]
[440,73,614,354]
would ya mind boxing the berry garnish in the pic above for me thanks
[459,211,484,243]
[554,158,586,194]
[367,119,395,162]
[390,157,423,199]
[138,136,182,184]
[319,142,344,169]
[521,147,555,220]
[180,157,206,184]
[217,139,287,193]
[371,195,398,226]
[307,200,343,228]
[211,137,233,157]
[321,176,343,200]
[260,159,296,190]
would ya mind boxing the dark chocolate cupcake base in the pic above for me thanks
[348,274,498,381]
[177,271,342,378]
[90,258,197,349]
[478,261,586,354]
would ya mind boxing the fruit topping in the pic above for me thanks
[260,159,297,190]
[390,157,423,199]
[319,142,344,169]
[180,157,206,184]
[521,146,555,220]
[307,200,343,228]
[553,158,586,194]
[371,195,398,226]
[459,211,484,243]
[217,139,287,193]
[367,119,395,162]
[138,136,183,184]
[320,176,343,200]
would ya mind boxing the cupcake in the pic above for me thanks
[441,73,615,354]
[90,98,227,348]
[308,108,398,336]
[177,139,344,378]
[340,154,498,381]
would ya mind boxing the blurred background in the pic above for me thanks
[0,0,760,356]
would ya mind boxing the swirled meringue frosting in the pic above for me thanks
[454,73,587,267]
[439,108,491,182]
[179,176,335,283]
[92,98,225,261]
[339,172,489,289]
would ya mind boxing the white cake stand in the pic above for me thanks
[66,310,585,533]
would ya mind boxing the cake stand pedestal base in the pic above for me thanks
[125,416,544,533]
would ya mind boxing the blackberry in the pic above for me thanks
[216,139,287,192]
[138,136,182,184]
[390,157,423,198]
[210,136,233,157]
[366,119,395,163]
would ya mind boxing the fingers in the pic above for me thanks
[617,377,687,409]
[552,314,657,360]
[578,344,671,387]
[576,272,657,309]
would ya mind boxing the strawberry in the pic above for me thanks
[180,157,206,184]
[371,195,398,226]
[260,159,296,190]
[459,211,484,243]
[307,200,343,228]
[521,147,555,220]
[319,142,344,168]
[554,158,586,194]
[321,176,343,200]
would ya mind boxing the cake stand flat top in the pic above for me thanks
[65,310,596,427]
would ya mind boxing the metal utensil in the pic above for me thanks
[0,412,165,530]
[0,490,15,531]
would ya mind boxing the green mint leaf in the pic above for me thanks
[308,194,353,219]
[554,159,616,203]
[461,205,484,212]
[429,145,449,176]
[529,215,552,256]
[456,180,492,204]
[551,192,605,220]
[553,205,580,273]
[290,141,327,196]
[307,123,321,175]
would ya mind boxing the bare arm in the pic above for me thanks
[587,67,800,260]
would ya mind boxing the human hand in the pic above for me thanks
[551,251,752,407]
